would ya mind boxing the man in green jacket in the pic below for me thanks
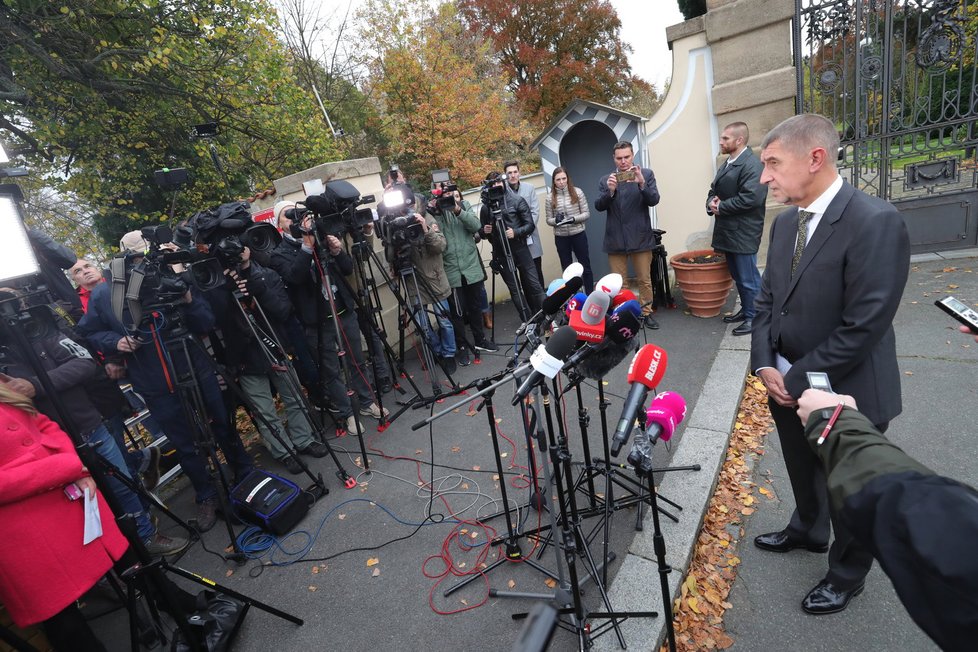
[427,188,496,364]
[796,388,978,651]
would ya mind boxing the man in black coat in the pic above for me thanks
[706,122,767,335]
[750,113,910,614]
[479,171,543,325]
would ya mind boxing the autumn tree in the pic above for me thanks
[357,0,529,187]
[457,0,643,129]
[0,0,341,247]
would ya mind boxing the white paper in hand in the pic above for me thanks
[83,487,103,545]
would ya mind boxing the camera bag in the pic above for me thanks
[230,470,309,536]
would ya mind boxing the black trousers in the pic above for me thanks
[491,241,543,321]
[769,399,881,590]
[449,277,487,351]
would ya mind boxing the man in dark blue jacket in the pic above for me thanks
[596,141,661,329]
[77,252,254,532]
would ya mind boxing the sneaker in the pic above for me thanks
[474,339,499,352]
[195,497,218,533]
[301,441,330,458]
[144,531,190,557]
[281,456,303,475]
[360,402,390,420]
[643,314,660,330]
[457,350,471,367]
[142,446,161,491]
[345,415,361,434]
[442,356,457,376]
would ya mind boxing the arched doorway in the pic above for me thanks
[559,120,618,279]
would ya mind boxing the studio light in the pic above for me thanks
[0,194,40,283]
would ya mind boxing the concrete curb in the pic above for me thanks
[594,328,752,651]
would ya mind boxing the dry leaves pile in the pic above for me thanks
[660,376,774,651]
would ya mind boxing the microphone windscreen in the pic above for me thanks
[541,276,583,314]
[567,292,587,313]
[611,288,637,308]
[595,273,623,297]
[577,331,640,380]
[626,343,668,389]
[562,262,584,282]
[613,300,642,318]
[650,391,687,424]
[580,290,611,326]
[607,310,641,344]
[545,325,579,358]
[304,194,334,215]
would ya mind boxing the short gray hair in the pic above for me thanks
[761,114,840,159]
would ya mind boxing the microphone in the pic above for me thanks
[595,273,623,297]
[611,344,669,456]
[512,326,578,405]
[304,194,335,215]
[611,288,637,309]
[613,299,642,318]
[562,262,584,282]
[518,276,584,335]
[546,278,565,296]
[573,310,642,379]
[566,292,587,314]
[568,290,610,343]
[627,392,688,473]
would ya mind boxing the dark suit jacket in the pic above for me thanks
[706,148,767,254]
[750,179,910,425]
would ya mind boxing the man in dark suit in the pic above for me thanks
[706,121,767,335]
[750,113,910,614]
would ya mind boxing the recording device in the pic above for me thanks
[481,176,506,205]
[376,187,425,267]
[299,179,375,239]
[512,326,578,404]
[554,211,574,227]
[0,292,59,342]
[611,343,669,456]
[566,292,587,313]
[431,169,459,211]
[187,201,282,288]
[611,288,637,309]
[615,169,636,183]
[806,371,834,393]
[935,295,978,334]
[627,392,688,474]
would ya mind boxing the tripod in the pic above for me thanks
[485,198,532,324]
[649,228,676,310]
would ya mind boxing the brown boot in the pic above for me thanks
[483,312,493,329]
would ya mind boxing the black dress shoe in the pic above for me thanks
[802,579,865,614]
[754,530,829,553]
[722,309,746,323]
[731,319,752,336]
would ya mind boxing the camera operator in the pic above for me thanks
[269,203,387,431]
[77,230,256,533]
[479,171,544,323]
[426,182,497,361]
[206,244,329,474]
[0,289,188,556]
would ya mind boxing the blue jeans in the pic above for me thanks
[412,299,456,358]
[84,424,154,541]
[554,232,595,293]
[724,252,761,319]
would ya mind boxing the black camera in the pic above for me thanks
[301,179,375,239]
[480,177,506,205]
[431,169,458,212]
[186,201,282,288]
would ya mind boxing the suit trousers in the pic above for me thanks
[769,399,879,589]
[608,250,653,314]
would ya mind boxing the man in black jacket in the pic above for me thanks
[479,171,543,324]
[706,122,767,336]
[267,205,387,431]
[208,246,329,475]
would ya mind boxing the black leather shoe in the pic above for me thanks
[802,579,864,615]
[731,319,752,336]
[754,530,829,553]
[722,309,746,323]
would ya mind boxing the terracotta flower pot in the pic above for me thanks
[669,249,733,318]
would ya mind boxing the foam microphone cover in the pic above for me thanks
[580,290,611,326]
[595,273,623,297]
[577,313,642,380]
[541,276,583,314]
[611,288,637,308]
[304,194,334,215]
[566,292,588,314]
[613,299,642,318]
[645,391,688,443]
[607,310,641,344]
[650,391,688,424]
[547,278,564,296]
[562,262,584,282]
[626,343,669,390]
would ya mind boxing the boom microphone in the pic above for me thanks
[304,194,335,215]
[611,344,669,456]
[512,326,578,404]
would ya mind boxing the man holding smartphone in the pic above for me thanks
[595,141,661,329]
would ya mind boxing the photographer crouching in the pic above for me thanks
[479,171,544,324]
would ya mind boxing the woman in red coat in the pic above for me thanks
[0,384,129,650]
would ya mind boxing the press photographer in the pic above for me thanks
[426,176,496,361]
[76,227,256,532]
[479,171,544,323]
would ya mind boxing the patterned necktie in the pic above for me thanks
[791,210,813,277]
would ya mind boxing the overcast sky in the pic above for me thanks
[310,1,686,91]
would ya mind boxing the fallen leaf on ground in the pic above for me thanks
[371,568,380,577]
[508,580,516,588]
[544,578,557,588]
[308,586,317,591]
[366,558,380,567]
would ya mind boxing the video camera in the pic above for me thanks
[186,201,282,289]
[431,169,459,212]
[376,185,424,254]
[480,173,506,207]
[295,179,375,240]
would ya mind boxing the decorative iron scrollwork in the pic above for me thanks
[861,55,883,80]
[905,156,959,190]
[916,0,964,71]
[818,64,844,91]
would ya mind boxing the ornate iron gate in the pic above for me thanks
[793,0,978,252]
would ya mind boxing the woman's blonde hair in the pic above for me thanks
[0,384,37,415]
